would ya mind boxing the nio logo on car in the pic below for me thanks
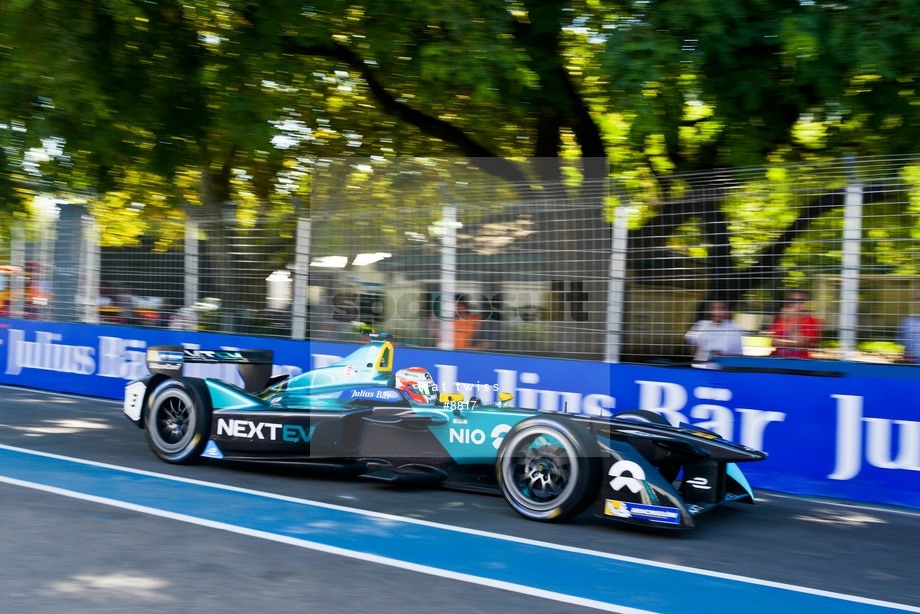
[491,424,511,449]
[608,460,646,493]
[216,418,316,443]
[450,428,488,445]
[448,423,512,447]
[685,476,711,490]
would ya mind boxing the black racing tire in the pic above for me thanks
[144,378,212,464]
[613,409,671,425]
[496,415,601,522]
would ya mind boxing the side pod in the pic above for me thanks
[204,378,272,411]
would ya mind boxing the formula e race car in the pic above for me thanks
[123,334,766,530]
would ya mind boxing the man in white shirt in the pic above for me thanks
[685,300,744,365]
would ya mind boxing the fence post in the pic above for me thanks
[35,213,54,320]
[10,223,25,318]
[51,203,87,322]
[839,158,863,360]
[606,198,630,363]
[80,214,100,324]
[291,215,311,340]
[438,196,457,350]
[184,216,199,310]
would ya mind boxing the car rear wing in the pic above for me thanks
[146,346,274,392]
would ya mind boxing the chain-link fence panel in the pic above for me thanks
[617,155,920,362]
[308,158,612,360]
[5,155,920,364]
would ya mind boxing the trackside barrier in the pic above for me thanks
[1,318,918,510]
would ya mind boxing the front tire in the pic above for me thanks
[145,378,212,464]
[496,415,601,522]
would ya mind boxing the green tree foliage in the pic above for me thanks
[603,0,920,169]
[3,0,920,305]
[599,0,920,305]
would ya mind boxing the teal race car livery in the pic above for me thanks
[123,334,766,529]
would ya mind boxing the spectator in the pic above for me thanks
[767,291,822,358]
[685,300,744,365]
[899,291,920,364]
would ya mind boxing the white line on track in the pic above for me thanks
[760,490,920,519]
[0,472,648,613]
[1,443,918,613]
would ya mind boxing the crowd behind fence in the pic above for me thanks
[4,155,920,365]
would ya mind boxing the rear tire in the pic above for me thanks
[496,415,601,522]
[145,378,212,464]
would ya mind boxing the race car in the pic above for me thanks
[123,333,766,530]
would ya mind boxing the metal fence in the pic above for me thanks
[4,154,920,364]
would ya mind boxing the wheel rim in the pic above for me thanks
[502,426,579,513]
[151,389,196,453]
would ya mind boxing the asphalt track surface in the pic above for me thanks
[1,385,919,613]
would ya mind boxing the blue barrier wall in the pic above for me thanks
[1,318,918,510]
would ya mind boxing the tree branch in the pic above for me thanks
[514,1,607,183]
[283,39,530,186]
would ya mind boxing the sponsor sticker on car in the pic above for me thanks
[147,350,184,363]
[342,387,402,402]
[604,499,681,524]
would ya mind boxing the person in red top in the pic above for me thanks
[767,291,822,358]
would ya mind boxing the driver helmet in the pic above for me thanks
[395,367,438,405]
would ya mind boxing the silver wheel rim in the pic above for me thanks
[501,425,579,513]
[150,388,196,453]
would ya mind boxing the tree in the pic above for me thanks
[4,1,920,344]
[1,0,614,324]
[600,0,920,308]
